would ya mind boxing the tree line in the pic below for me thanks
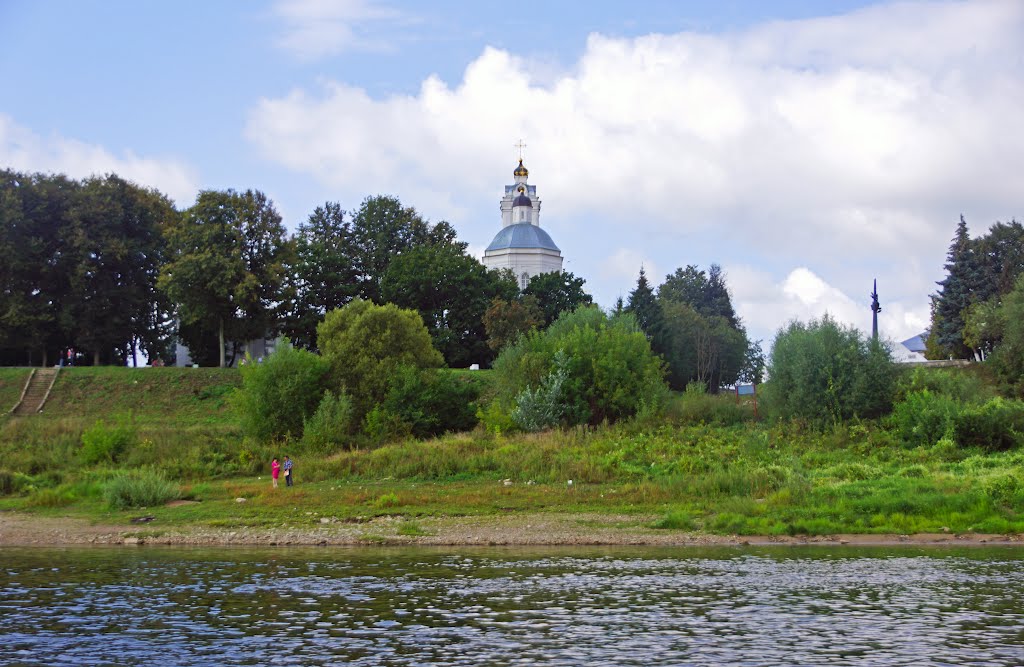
[1,169,759,384]
[929,215,1024,393]
[0,170,596,368]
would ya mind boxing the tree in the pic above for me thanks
[655,263,748,391]
[349,195,435,303]
[975,220,1024,299]
[990,274,1024,394]
[316,299,443,419]
[929,216,983,359]
[483,295,543,352]
[659,264,738,326]
[523,270,593,327]
[64,175,176,365]
[159,189,289,367]
[762,315,896,424]
[0,171,72,365]
[625,267,661,336]
[381,243,518,367]
[281,202,358,350]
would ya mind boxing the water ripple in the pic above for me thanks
[0,547,1023,666]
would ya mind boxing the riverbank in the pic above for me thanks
[3,511,1022,548]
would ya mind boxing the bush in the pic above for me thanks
[512,351,569,431]
[104,469,180,510]
[666,382,750,426]
[234,339,329,442]
[380,366,480,439]
[896,366,994,404]
[317,300,443,421]
[81,417,136,465]
[762,315,897,425]
[953,398,1024,451]
[890,390,961,447]
[0,470,14,495]
[984,473,1023,507]
[491,306,667,427]
[301,391,355,453]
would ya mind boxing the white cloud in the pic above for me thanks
[246,0,1023,342]
[0,114,200,206]
[272,0,407,60]
[731,265,930,347]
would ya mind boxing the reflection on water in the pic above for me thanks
[1,546,1023,666]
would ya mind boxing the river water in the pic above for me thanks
[1,546,1023,666]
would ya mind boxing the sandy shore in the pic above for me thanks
[2,511,1023,548]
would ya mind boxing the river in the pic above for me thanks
[1,546,1022,666]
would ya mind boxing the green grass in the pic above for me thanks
[1,365,1023,537]
[0,368,31,413]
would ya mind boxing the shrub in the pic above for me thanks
[81,417,136,465]
[890,390,961,447]
[895,366,994,404]
[953,398,1024,451]
[380,366,480,438]
[0,470,14,495]
[317,300,443,420]
[234,339,329,442]
[653,509,696,530]
[27,487,76,508]
[984,473,1023,507]
[491,305,668,427]
[476,401,516,435]
[762,315,897,425]
[512,351,569,431]
[104,469,180,510]
[363,407,411,446]
[302,390,355,452]
[666,382,750,426]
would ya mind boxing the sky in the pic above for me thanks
[1,0,1022,353]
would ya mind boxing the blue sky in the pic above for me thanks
[2,1,1022,352]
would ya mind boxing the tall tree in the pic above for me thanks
[0,171,67,365]
[523,270,593,327]
[929,215,983,359]
[65,175,175,365]
[625,267,661,336]
[159,189,289,367]
[281,202,358,350]
[381,243,518,367]
[483,295,543,352]
[655,263,748,391]
[349,195,434,303]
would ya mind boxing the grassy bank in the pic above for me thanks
[1,366,1022,539]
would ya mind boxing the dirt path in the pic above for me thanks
[3,511,1023,548]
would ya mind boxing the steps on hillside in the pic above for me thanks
[13,368,58,415]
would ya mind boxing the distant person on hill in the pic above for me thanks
[283,455,293,487]
[271,457,280,488]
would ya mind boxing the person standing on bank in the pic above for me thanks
[271,457,280,488]
[283,455,294,487]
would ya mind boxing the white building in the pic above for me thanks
[482,159,563,288]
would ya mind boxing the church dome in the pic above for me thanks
[513,159,529,178]
[513,192,532,208]
[485,223,560,252]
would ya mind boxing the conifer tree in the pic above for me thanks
[930,215,982,359]
[626,267,661,336]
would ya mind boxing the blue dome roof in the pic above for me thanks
[486,223,560,252]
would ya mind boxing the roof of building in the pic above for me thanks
[485,223,560,252]
[514,159,529,178]
[901,333,928,353]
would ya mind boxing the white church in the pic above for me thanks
[482,158,563,287]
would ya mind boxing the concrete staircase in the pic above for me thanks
[12,368,59,416]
